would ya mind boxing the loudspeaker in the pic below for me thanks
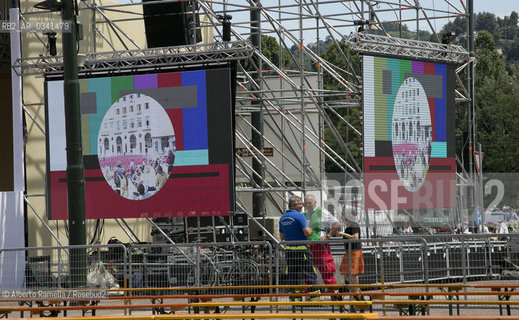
[142,0,202,48]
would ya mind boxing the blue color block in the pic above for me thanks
[435,64,447,142]
[181,70,208,150]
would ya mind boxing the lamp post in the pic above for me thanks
[467,0,476,228]
[250,0,264,219]
[62,0,87,288]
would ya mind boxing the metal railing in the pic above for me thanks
[0,234,516,296]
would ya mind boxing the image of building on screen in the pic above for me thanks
[391,77,432,192]
[97,93,175,200]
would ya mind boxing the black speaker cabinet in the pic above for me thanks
[142,0,202,48]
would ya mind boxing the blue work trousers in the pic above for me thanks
[285,246,318,286]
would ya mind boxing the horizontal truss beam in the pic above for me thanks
[346,33,469,64]
[13,41,253,76]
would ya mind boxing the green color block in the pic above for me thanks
[374,57,387,141]
[81,114,90,155]
[111,75,133,104]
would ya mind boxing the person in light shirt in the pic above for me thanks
[403,222,413,235]
[302,194,340,288]
[498,219,509,239]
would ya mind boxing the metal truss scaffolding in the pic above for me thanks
[14,41,254,76]
[17,0,476,243]
[345,32,469,64]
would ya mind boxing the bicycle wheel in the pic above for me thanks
[186,260,216,287]
[227,260,259,287]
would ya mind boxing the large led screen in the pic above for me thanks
[363,56,456,210]
[46,68,235,219]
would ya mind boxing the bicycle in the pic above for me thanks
[168,245,260,287]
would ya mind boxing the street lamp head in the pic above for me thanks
[77,53,87,67]
[217,14,233,42]
[353,19,370,26]
[353,20,370,33]
[43,31,57,56]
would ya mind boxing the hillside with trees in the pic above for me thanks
[435,11,519,173]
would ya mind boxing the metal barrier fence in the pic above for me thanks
[127,241,273,292]
[0,244,128,291]
[0,234,517,295]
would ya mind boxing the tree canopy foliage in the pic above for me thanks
[261,35,291,68]
[442,12,519,173]
[473,30,519,172]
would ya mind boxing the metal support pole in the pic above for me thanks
[416,5,419,40]
[62,0,87,288]
[299,0,306,192]
[478,143,484,222]
[467,0,475,226]
[250,0,264,217]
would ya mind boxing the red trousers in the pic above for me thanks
[309,243,337,285]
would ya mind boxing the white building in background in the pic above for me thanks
[97,93,175,159]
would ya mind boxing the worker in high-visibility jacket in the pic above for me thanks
[303,194,341,286]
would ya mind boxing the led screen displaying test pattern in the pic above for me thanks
[46,68,235,219]
[363,55,456,210]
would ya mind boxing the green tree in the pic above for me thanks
[442,16,467,36]
[475,12,498,35]
[260,35,290,68]
[498,11,518,28]
[498,11,519,39]
[307,36,333,56]
[507,46,519,61]
[476,82,519,172]
[473,30,519,173]
[474,31,506,86]
[439,16,467,46]
[320,41,360,91]
[381,22,408,32]
[511,11,519,27]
